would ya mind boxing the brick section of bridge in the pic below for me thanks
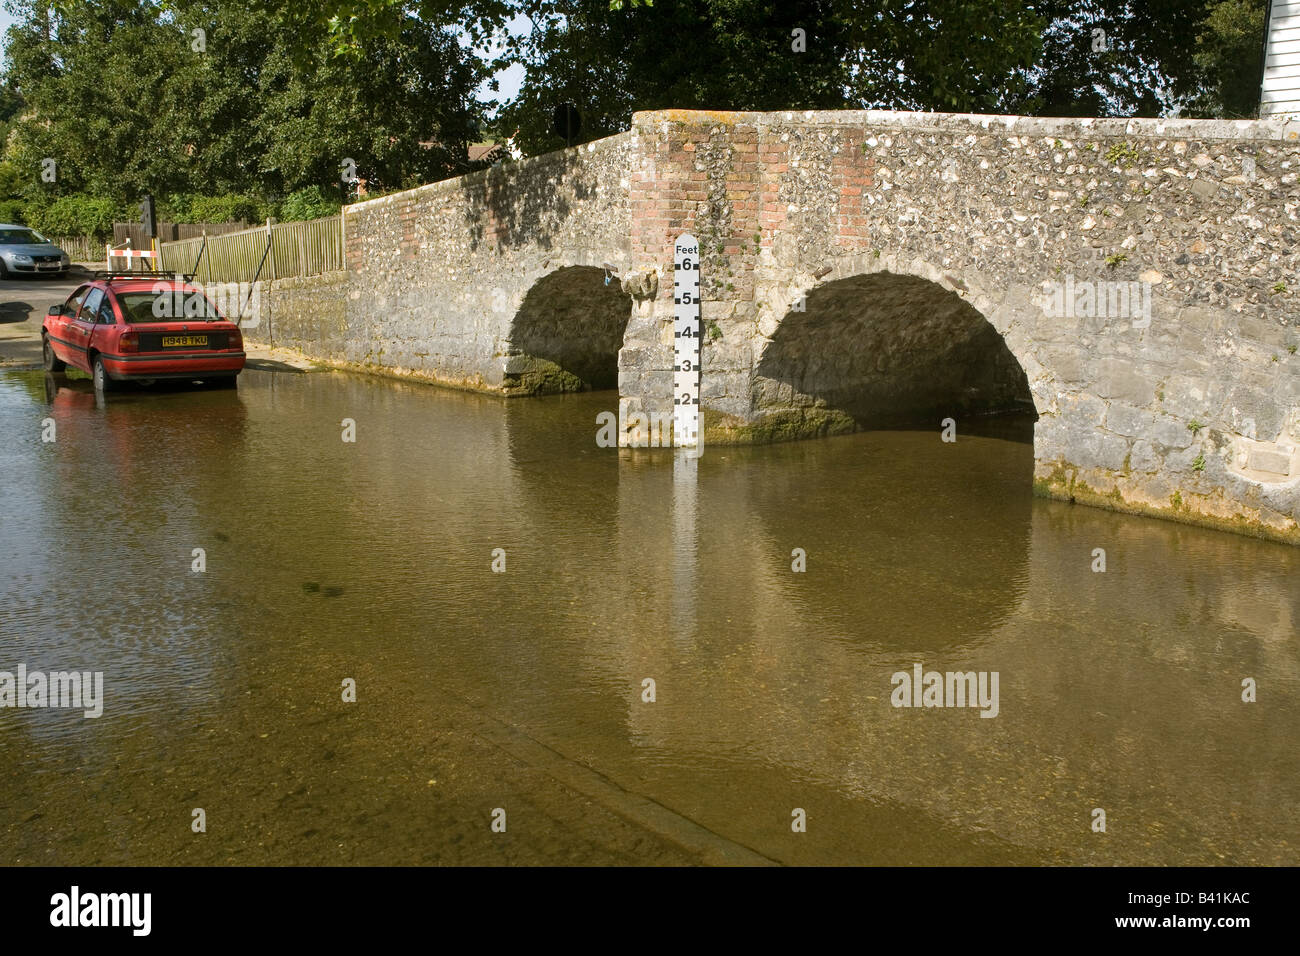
[623,111,899,429]
[630,115,759,302]
[628,114,877,307]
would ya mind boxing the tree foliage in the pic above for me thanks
[279,185,342,222]
[498,0,1047,153]
[0,0,488,224]
[1009,0,1268,119]
[0,0,1279,236]
[1186,0,1269,119]
[495,0,1274,154]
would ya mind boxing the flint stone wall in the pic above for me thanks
[245,108,1300,543]
[621,109,1300,543]
[247,133,635,392]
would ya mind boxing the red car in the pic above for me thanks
[42,273,245,390]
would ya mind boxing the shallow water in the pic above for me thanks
[1,368,1296,865]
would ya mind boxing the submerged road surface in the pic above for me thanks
[1,367,1297,865]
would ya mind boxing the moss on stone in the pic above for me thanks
[288,356,492,394]
[702,406,857,444]
[501,357,587,396]
[1032,461,1075,499]
[1033,459,1299,545]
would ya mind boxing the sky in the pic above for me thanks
[0,8,12,70]
[463,13,529,109]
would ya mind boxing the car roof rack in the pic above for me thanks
[92,270,197,282]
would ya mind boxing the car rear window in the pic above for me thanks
[0,228,48,244]
[116,290,224,323]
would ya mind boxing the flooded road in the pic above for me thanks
[2,367,1297,865]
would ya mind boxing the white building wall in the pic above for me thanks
[1262,0,1300,118]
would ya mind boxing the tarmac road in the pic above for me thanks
[0,263,318,374]
[0,265,90,370]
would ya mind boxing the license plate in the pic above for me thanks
[161,335,208,348]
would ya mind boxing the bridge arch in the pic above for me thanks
[503,265,632,395]
[751,269,1037,439]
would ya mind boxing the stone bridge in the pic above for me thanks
[257,109,1300,543]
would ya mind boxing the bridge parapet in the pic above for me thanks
[299,132,638,391]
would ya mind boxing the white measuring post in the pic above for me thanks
[673,233,701,448]
[671,233,701,640]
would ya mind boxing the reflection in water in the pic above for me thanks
[1,369,1296,865]
[671,452,698,645]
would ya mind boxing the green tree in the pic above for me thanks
[0,0,1276,231]
[833,0,1045,111]
[3,0,195,202]
[1013,0,1268,119]
[1184,0,1268,118]
[496,0,1048,154]
[0,0,489,211]
[252,9,488,195]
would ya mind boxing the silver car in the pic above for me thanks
[0,224,71,278]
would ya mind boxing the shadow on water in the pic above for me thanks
[741,418,1035,649]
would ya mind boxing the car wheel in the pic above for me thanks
[0,261,8,279]
[205,375,238,389]
[42,335,66,372]
[92,355,115,392]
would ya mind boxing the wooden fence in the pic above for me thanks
[47,236,98,261]
[114,220,250,247]
[159,216,343,283]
